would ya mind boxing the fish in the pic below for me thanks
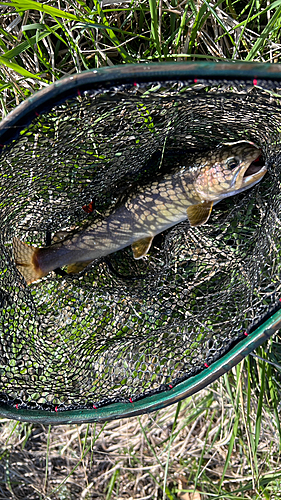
[13,142,266,284]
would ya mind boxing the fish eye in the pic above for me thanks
[226,157,239,170]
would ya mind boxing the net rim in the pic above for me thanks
[1,61,281,147]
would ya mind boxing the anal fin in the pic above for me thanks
[186,201,213,227]
[132,236,153,259]
[67,260,93,274]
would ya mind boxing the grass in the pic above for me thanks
[1,0,281,114]
[0,360,281,499]
[1,0,281,499]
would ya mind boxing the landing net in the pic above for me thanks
[1,63,281,424]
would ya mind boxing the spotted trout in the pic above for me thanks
[13,142,266,284]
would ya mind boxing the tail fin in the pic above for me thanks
[13,238,45,284]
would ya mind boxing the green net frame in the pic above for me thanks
[1,62,281,424]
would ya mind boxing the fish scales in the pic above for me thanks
[13,143,267,284]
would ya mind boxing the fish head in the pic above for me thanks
[194,143,267,201]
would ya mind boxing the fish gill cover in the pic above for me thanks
[0,67,281,420]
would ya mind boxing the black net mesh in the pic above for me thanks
[1,75,281,413]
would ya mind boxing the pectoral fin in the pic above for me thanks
[132,236,154,259]
[186,201,213,227]
[67,260,93,274]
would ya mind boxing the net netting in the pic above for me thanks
[1,69,281,417]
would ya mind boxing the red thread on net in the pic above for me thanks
[55,406,58,412]
[16,404,18,410]
[93,405,97,409]
[35,111,39,117]
[129,398,133,403]
[243,331,248,336]
[77,89,81,96]
[82,200,94,213]
[194,78,198,83]
[204,363,209,368]
[253,79,258,86]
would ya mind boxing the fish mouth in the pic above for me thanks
[242,153,267,186]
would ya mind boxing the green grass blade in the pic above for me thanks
[91,0,134,63]
[163,402,181,500]
[245,5,281,60]
[194,410,215,490]
[232,0,255,59]
[219,410,240,490]
[0,37,8,52]
[1,0,80,20]
[232,0,281,31]
[49,421,107,497]
[128,451,175,500]
[3,25,61,60]
[21,23,45,31]
[0,56,43,79]
[244,357,258,480]
[106,468,120,500]
[201,0,236,46]
[149,0,161,57]
[188,3,207,53]
[255,357,265,455]
[219,367,243,490]
[73,22,150,40]
[188,0,226,54]
[175,5,192,50]
[137,416,164,469]
[223,372,235,407]
[267,365,281,450]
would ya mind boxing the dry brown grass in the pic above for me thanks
[0,372,280,499]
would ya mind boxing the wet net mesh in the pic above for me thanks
[1,75,281,413]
